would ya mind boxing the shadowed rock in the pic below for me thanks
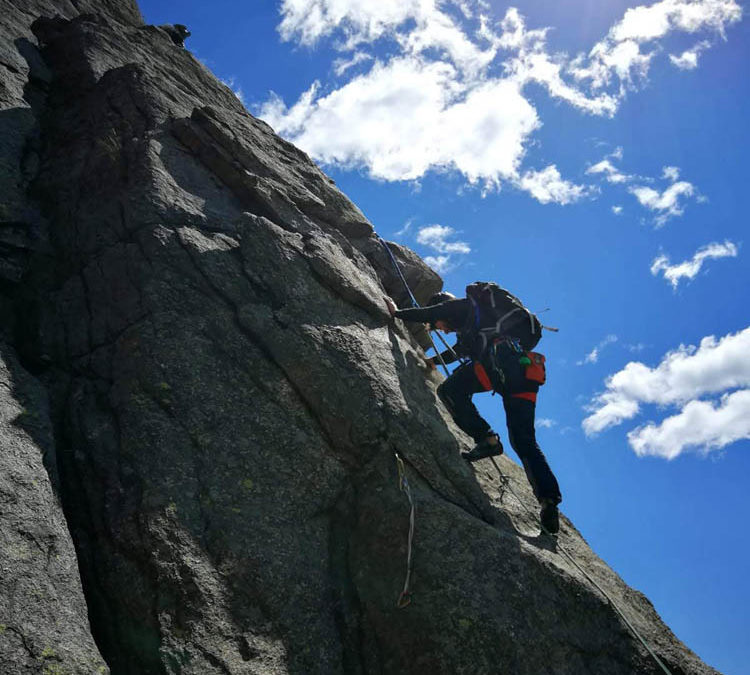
[0,1,723,674]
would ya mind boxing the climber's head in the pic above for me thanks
[427,291,456,332]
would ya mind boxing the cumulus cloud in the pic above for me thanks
[263,0,741,195]
[277,0,422,47]
[586,147,633,184]
[651,240,738,288]
[537,418,557,428]
[416,224,470,272]
[588,159,629,184]
[571,0,741,90]
[578,334,618,365]
[585,153,701,224]
[423,255,451,273]
[493,9,619,116]
[517,165,589,205]
[261,59,540,184]
[629,166,698,225]
[661,165,680,181]
[669,39,712,69]
[333,51,373,76]
[627,390,750,459]
[583,327,750,445]
[417,224,471,253]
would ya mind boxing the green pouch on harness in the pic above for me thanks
[489,342,546,393]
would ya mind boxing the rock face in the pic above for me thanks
[0,2,720,674]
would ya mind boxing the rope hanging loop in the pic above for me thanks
[394,453,416,609]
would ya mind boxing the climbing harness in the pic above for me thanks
[395,453,416,608]
[378,237,454,377]
[485,458,673,675]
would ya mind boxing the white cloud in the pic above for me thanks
[416,224,470,272]
[586,154,700,224]
[265,1,742,193]
[661,165,681,181]
[424,255,453,273]
[497,10,619,116]
[578,334,618,366]
[537,418,557,428]
[333,51,373,76]
[611,0,740,42]
[630,182,695,224]
[277,0,422,47]
[517,165,589,205]
[261,58,540,185]
[394,219,414,237]
[669,40,711,69]
[583,327,750,436]
[586,148,634,184]
[588,159,629,183]
[651,240,738,288]
[627,389,750,459]
[279,0,496,74]
[572,0,741,90]
[416,224,471,254]
[629,166,698,225]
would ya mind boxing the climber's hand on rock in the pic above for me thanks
[424,357,436,370]
[385,296,397,318]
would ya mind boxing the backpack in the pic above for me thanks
[464,281,542,352]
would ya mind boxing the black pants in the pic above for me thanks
[437,361,562,504]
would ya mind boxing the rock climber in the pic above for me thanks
[386,285,562,534]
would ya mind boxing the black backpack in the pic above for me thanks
[464,281,542,352]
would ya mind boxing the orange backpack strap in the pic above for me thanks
[473,362,494,392]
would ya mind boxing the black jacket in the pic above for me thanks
[394,299,474,364]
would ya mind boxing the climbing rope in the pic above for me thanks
[378,236,457,377]
[378,236,419,308]
[486,458,673,675]
[395,453,416,609]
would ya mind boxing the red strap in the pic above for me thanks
[473,363,493,391]
[511,391,537,403]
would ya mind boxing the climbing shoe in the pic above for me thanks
[540,499,560,535]
[462,435,503,462]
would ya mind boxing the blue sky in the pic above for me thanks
[139,1,748,672]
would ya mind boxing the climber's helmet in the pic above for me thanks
[426,291,456,332]
[427,291,456,306]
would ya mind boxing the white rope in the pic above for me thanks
[395,453,416,608]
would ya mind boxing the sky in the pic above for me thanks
[139,1,749,672]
